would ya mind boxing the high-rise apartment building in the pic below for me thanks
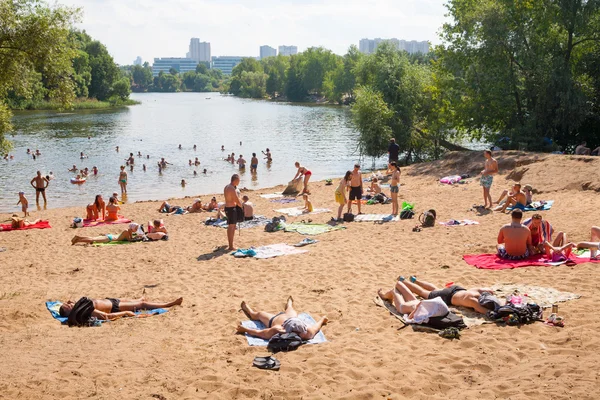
[358,38,429,54]
[133,56,142,66]
[187,38,211,63]
[260,45,277,59]
[278,45,298,56]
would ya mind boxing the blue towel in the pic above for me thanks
[509,200,554,212]
[241,312,328,346]
[46,301,168,325]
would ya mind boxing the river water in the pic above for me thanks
[1,93,363,213]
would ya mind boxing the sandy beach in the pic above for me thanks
[1,150,599,399]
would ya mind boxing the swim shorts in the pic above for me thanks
[36,187,45,193]
[480,175,493,188]
[390,185,399,194]
[335,190,345,205]
[349,186,363,201]
[512,202,526,210]
[106,298,120,313]
[428,285,466,306]
[251,164,258,169]
[225,206,244,225]
[497,247,530,260]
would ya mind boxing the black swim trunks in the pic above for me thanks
[349,186,363,201]
[36,187,45,193]
[428,285,466,306]
[268,312,285,328]
[106,298,120,313]
[224,206,244,225]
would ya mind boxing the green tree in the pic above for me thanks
[154,71,181,92]
[85,40,120,100]
[351,86,393,159]
[231,58,263,77]
[323,45,363,103]
[109,77,131,102]
[284,55,306,101]
[238,71,267,98]
[72,50,92,97]
[297,47,340,94]
[263,55,290,97]
[195,63,208,74]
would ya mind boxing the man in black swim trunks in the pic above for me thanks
[347,164,363,215]
[59,296,183,320]
[30,170,49,204]
[397,276,494,314]
[224,174,244,251]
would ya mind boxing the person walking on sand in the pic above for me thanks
[480,150,498,209]
[118,166,128,194]
[347,164,363,215]
[335,171,352,221]
[224,174,244,251]
[389,162,401,215]
[17,191,29,217]
[30,171,49,204]
[388,138,400,163]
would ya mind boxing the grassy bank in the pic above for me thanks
[10,98,140,111]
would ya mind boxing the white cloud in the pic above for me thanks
[58,0,449,65]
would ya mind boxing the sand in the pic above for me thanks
[1,151,599,399]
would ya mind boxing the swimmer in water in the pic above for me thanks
[92,166,98,175]
[221,145,225,151]
[193,170,197,176]
[178,144,182,149]
[193,144,197,151]
[181,179,186,187]
[142,164,146,171]
[116,146,119,152]
[194,157,200,166]
[69,165,77,172]
[203,169,207,174]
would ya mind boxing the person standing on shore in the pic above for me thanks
[480,150,498,209]
[388,138,400,164]
[224,174,244,251]
[119,166,128,194]
[347,164,363,215]
[390,162,401,215]
[17,191,29,217]
[30,171,49,204]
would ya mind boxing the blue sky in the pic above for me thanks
[59,0,449,65]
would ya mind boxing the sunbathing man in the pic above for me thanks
[71,223,141,245]
[523,213,567,253]
[379,277,495,315]
[236,297,328,340]
[497,209,533,259]
[494,183,527,213]
[59,296,182,321]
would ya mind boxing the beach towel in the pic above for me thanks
[491,284,580,308]
[253,243,307,259]
[92,240,135,247]
[353,214,400,222]
[462,253,598,270]
[440,175,462,185]
[509,200,554,212]
[241,313,327,346]
[260,193,283,199]
[206,216,270,229]
[284,223,345,235]
[274,207,331,217]
[439,219,479,227]
[0,220,51,232]
[45,301,168,325]
[270,198,298,204]
[82,216,131,228]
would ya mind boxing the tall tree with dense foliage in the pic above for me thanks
[351,86,393,159]
[323,45,363,104]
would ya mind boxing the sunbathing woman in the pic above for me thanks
[576,226,600,259]
[293,162,312,194]
[203,197,219,211]
[146,219,168,241]
[59,296,183,320]
[105,196,121,221]
[86,195,106,221]
[71,223,141,245]
[236,297,328,340]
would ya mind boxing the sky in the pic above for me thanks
[58,0,449,65]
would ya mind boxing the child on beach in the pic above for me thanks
[17,191,29,217]
[242,195,254,220]
[368,178,382,194]
[119,166,127,194]
[335,171,351,221]
[303,193,314,213]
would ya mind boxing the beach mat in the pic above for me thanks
[0,220,51,232]
[45,301,168,324]
[491,284,580,308]
[354,214,400,222]
[92,240,135,247]
[82,216,131,228]
[206,216,270,229]
[274,207,331,217]
[260,193,283,199]
[439,219,479,227]
[241,313,327,346]
[509,200,554,212]
[284,223,345,235]
[462,253,598,270]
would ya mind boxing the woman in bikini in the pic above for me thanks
[293,162,312,194]
[236,297,328,340]
[71,223,140,245]
[86,195,106,221]
[59,296,183,320]
[390,162,401,215]
[105,196,121,221]
[118,166,127,194]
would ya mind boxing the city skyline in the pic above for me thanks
[58,0,447,65]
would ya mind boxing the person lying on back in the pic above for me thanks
[497,209,533,260]
[59,296,182,321]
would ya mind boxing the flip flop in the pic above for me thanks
[253,356,280,371]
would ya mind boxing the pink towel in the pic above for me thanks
[82,216,131,228]
[0,220,51,231]
[462,253,597,270]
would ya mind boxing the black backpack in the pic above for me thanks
[67,297,95,327]
[426,311,466,330]
[267,332,303,353]
[419,209,437,227]
[343,213,354,222]
[400,210,414,219]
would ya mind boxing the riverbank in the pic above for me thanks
[1,151,599,399]
[9,98,140,111]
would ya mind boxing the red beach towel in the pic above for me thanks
[0,220,51,232]
[82,216,131,228]
[462,253,597,270]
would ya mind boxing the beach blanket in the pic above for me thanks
[439,219,479,227]
[93,240,135,247]
[462,253,598,270]
[82,216,131,228]
[509,200,554,212]
[253,243,307,259]
[491,284,580,308]
[0,220,51,231]
[241,313,327,346]
[206,216,270,229]
[440,175,463,185]
[284,223,345,235]
[270,198,298,204]
[45,301,168,324]
[260,193,283,199]
[274,207,331,217]
[354,214,400,222]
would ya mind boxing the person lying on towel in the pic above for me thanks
[575,226,600,259]
[59,296,182,321]
[496,209,534,260]
[71,223,143,245]
[378,277,495,315]
[236,296,327,340]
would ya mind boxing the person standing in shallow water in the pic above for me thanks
[480,150,498,209]
[119,166,128,194]
[30,171,49,204]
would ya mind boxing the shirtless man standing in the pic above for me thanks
[495,183,527,213]
[347,164,363,215]
[497,209,533,260]
[480,150,499,209]
[224,174,244,251]
[30,171,49,204]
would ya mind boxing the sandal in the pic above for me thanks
[253,356,280,371]
[412,226,422,232]
[397,276,405,282]
[409,275,417,283]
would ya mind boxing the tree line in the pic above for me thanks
[122,62,223,93]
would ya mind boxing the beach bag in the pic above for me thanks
[343,213,354,222]
[267,332,303,353]
[67,297,95,327]
[400,210,414,219]
[426,311,466,330]
[419,209,437,227]
[72,217,83,228]
[265,216,286,232]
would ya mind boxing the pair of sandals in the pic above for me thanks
[412,225,422,232]
[253,356,280,371]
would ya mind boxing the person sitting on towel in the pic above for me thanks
[494,183,527,213]
[497,209,533,260]
[71,223,142,245]
[242,195,254,220]
[378,277,495,315]
[236,296,328,340]
[523,213,567,254]
[59,296,182,321]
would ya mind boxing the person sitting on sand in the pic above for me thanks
[203,197,219,211]
[236,297,328,340]
[302,193,314,213]
[378,277,495,315]
[242,195,254,220]
[59,296,182,321]
[105,196,121,221]
[523,213,567,254]
[575,141,591,155]
[575,226,600,259]
[497,209,533,260]
[368,177,382,194]
[494,183,527,213]
[86,194,106,221]
[71,223,142,245]
[335,171,352,221]
[146,219,168,241]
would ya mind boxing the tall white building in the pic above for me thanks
[358,38,429,54]
[187,38,211,63]
[278,45,298,56]
[133,56,142,66]
[260,45,277,59]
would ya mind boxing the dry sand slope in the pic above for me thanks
[0,151,599,399]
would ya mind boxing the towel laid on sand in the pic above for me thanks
[82,216,131,228]
[284,223,345,235]
[462,253,598,270]
[260,193,283,199]
[491,284,580,308]
[241,313,327,346]
[93,240,136,247]
[206,216,270,229]
[45,301,168,324]
[270,198,298,204]
[232,243,308,259]
[0,220,51,231]
[439,219,479,227]
[354,214,400,222]
[509,200,554,212]
[274,207,331,217]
